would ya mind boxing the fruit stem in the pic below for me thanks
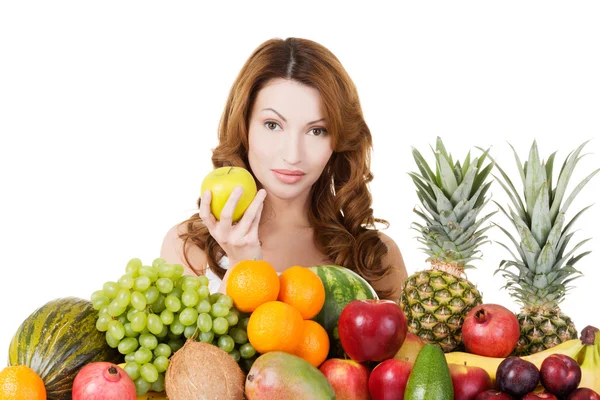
[580,325,599,345]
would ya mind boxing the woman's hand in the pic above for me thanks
[199,186,267,268]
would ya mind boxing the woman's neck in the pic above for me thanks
[260,190,312,231]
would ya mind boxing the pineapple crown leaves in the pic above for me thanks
[489,139,599,307]
[410,137,497,269]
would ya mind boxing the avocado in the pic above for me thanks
[404,344,454,400]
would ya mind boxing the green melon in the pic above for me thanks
[8,297,122,400]
[308,265,378,358]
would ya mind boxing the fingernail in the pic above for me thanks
[233,186,243,195]
[203,190,211,197]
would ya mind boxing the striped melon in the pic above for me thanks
[308,265,378,358]
[8,297,122,400]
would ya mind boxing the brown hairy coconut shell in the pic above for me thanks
[165,340,245,400]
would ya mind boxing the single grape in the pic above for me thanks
[134,376,151,396]
[107,300,126,317]
[209,292,223,304]
[154,343,172,358]
[127,307,139,322]
[103,282,120,299]
[124,361,141,381]
[133,276,151,292]
[198,275,209,287]
[239,317,250,331]
[156,325,169,339]
[118,337,139,355]
[150,294,166,313]
[179,307,198,326]
[144,286,160,304]
[147,314,164,336]
[126,257,143,271]
[172,264,184,280]
[105,331,120,348]
[239,342,256,359]
[158,263,175,278]
[196,299,211,313]
[218,335,235,353]
[91,290,106,302]
[118,274,134,289]
[124,353,136,363]
[182,276,201,292]
[168,339,184,353]
[117,314,128,325]
[199,331,214,343]
[95,314,111,332]
[197,285,210,301]
[108,320,125,341]
[153,355,169,373]
[140,363,159,383]
[139,266,158,282]
[159,309,174,325]
[211,303,230,318]
[225,310,239,326]
[134,347,153,365]
[169,319,185,335]
[182,290,200,307]
[152,258,166,268]
[151,373,165,392]
[216,294,234,309]
[156,277,174,294]
[212,317,229,335]
[116,289,131,308]
[170,287,183,299]
[197,313,212,332]
[124,322,138,338]
[184,325,197,339]
[229,328,248,344]
[139,333,158,350]
[98,305,110,317]
[130,312,148,332]
[229,349,241,362]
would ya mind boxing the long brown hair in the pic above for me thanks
[180,37,393,298]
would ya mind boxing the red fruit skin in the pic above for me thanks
[522,392,558,399]
[368,358,413,400]
[72,362,136,400]
[462,304,520,357]
[338,300,408,362]
[474,390,515,400]
[568,388,600,400]
[448,363,493,400]
[319,358,370,400]
[540,354,582,398]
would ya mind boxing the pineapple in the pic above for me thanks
[494,140,599,355]
[400,137,496,352]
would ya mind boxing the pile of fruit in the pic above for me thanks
[2,138,600,399]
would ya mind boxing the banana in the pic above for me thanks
[576,326,600,393]
[444,338,585,383]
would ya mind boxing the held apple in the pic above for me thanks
[200,166,257,222]
[462,304,520,358]
[338,300,407,362]
[448,363,493,400]
[319,358,370,400]
[368,359,412,400]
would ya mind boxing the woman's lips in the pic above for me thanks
[271,169,305,184]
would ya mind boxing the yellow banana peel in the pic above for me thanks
[444,338,585,383]
[576,326,600,392]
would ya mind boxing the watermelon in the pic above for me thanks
[8,297,122,400]
[308,265,378,358]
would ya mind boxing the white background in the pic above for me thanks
[1,2,599,356]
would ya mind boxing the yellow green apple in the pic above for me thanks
[200,166,257,222]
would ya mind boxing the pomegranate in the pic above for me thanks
[462,304,520,357]
[72,362,136,400]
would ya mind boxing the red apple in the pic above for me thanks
[368,358,413,400]
[448,363,493,400]
[539,354,581,398]
[522,392,558,399]
[394,332,425,363]
[319,358,370,400]
[474,390,515,400]
[568,388,600,399]
[338,299,407,362]
[462,304,520,357]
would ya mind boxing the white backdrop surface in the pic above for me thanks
[1,1,599,355]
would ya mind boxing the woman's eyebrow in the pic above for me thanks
[261,108,326,125]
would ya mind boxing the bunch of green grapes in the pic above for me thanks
[91,257,257,395]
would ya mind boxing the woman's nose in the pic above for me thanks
[280,132,303,165]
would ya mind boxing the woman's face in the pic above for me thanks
[247,78,333,201]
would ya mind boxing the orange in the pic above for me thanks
[226,259,280,312]
[294,320,330,367]
[278,266,325,319]
[0,365,46,400]
[247,301,304,354]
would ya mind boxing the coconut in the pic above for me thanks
[165,340,245,400]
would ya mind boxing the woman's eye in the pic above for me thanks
[264,121,281,131]
[310,128,327,136]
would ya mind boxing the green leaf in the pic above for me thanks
[545,151,557,207]
[511,208,541,268]
[437,148,459,197]
[535,241,556,274]
[451,161,477,204]
[462,151,471,179]
[549,141,590,221]
[524,140,546,217]
[492,173,528,223]
[553,238,591,271]
[412,147,437,184]
[508,142,527,192]
[559,168,600,216]
[531,182,551,246]
[431,185,454,213]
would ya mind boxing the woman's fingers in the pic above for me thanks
[218,186,244,226]
[233,189,267,235]
[198,190,216,230]
[247,202,264,241]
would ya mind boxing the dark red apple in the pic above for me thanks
[474,390,515,400]
[540,354,582,398]
[522,392,558,399]
[448,363,493,400]
[568,388,600,400]
[462,304,520,357]
[394,332,425,363]
[338,299,407,362]
[319,358,370,400]
[368,358,412,400]
[495,356,539,398]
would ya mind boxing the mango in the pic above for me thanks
[245,352,335,400]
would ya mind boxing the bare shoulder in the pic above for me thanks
[376,231,409,301]
[160,222,207,276]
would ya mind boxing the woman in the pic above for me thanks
[161,37,408,301]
